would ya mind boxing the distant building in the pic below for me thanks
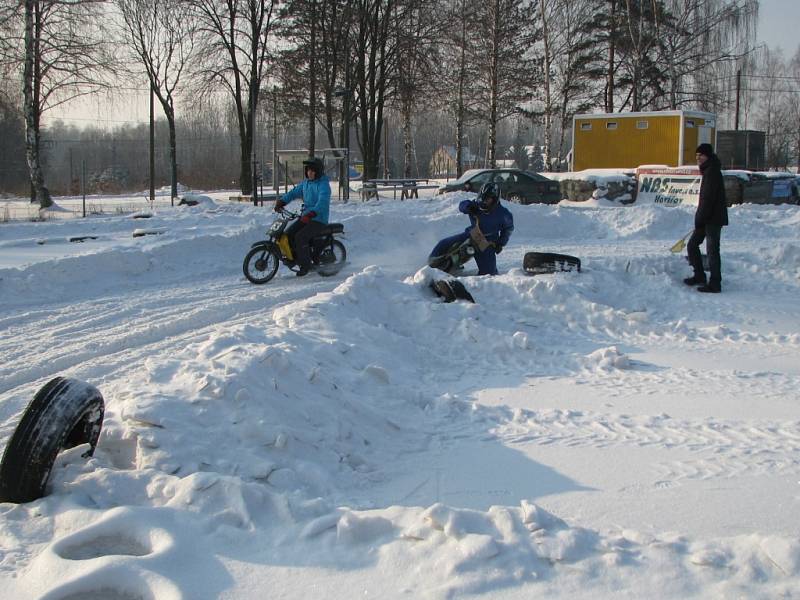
[429,145,481,178]
[716,130,766,170]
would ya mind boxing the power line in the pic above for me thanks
[743,74,800,81]
[740,88,800,93]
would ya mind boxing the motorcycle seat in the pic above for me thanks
[321,223,344,235]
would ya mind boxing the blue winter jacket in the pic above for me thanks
[459,199,514,248]
[281,175,331,224]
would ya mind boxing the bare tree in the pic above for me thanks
[351,0,397,179]
[752,47,791,167]
[1,0,113,209]
[549,0,606,166]
[394,0,441,177]
[655,0,758,110]
[477,0,537,167]
[116,0,197,201]
[192,0,277,197]
[438,0,482,177]
[789,48,800,171]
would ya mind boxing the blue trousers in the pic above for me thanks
[429,232,498,275]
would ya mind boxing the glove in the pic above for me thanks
[300,211,316,224]
[494,243,503,254]
[274,199,286,212]
[467,203,480,216]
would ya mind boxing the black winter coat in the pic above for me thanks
[696,154,729,228]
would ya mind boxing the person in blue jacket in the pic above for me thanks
[429,182,514,275]
[274,157,331,276]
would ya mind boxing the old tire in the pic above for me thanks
[523,252,581,275]
[0,377,105,504]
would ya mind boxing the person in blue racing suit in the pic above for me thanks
[274,157,331,276]
[429,182,514,275]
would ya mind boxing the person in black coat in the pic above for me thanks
[684,143,729,293]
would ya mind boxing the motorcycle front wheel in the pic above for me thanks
[316,240,347,277]
[243,246,280,284]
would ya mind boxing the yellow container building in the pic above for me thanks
[571,110,716,171]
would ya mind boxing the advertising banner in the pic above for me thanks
[635,166,701,206]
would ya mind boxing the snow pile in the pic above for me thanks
[1,195,799,598]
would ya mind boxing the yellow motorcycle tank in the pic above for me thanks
[277,234,293,260]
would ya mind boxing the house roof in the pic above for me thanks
[439,145,479,162]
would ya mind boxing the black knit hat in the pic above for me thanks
[696,143,713,157]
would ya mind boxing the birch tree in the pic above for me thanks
[394,0,441,177]
[1,0,113,208]
[656,0,758,110]
[438,0,482,177]
[550,0,605,165]
[476,0,537,167]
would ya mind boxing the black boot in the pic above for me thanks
[683,275,707,286]
[296,264,310,277]
[697,283,721,293]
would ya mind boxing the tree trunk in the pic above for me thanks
[167,107,178,201]
[402,97,412,177]
[539,0,551,170]
[606,0,616,113]
[308,0,317,157]
[455,3,468,178]
[487,0,500,168]
[23,0,52,209]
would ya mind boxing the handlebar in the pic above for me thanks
[274,206,300,219]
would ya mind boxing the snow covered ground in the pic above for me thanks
[1,188,799,599]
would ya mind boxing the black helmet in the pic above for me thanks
[478,182,500,211]
[303,157,325,179]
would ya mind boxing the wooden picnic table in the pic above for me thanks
[360,178,438,201]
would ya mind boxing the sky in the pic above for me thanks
[758,0,800,56]
[1,180,799,598]
[44,2,800,130]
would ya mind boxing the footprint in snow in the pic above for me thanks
[32,507,185,600]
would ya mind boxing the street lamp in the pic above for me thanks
[334,88,352,202]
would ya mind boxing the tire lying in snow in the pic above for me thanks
[430,279,475,303]
[523,252,581,275]
[0,377,104,504]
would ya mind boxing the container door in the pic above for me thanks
[698,126,712,145]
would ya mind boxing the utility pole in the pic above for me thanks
[383,123,389,178]
[335,88,351,202]
[149,84,155,205]
[272,90,279,195]
[735,69,741,131]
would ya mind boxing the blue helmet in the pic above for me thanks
[478,182,500,211]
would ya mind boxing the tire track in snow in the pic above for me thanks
[0,272,346,398]
[496,410,800,481]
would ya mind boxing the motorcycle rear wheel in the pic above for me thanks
[316,240,347,277]
[243,246,280,284]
